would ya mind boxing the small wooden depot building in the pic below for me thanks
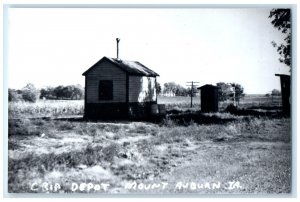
[82,56,159,120]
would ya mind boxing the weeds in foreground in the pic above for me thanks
[8,110,290,193]
[158,116,290,143]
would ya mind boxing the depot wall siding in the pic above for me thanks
[86,60,126,103]
[128,76,156,103]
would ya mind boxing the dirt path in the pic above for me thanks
[126,140,291,194]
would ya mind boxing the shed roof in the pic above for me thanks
[197,84,218,90]
[275,74,290,78]
[82,56,159,77]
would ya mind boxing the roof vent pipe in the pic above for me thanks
[116,38,120,60]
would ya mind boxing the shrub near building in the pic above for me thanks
[9,83,39,103]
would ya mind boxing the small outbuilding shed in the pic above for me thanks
[82,56,159,120]
[275,74,290,115]
[198,84,219,112]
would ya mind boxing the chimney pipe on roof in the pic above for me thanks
[116,38,120,60]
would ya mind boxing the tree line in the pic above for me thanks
[158,82,197,97]
[9,83,84,102]
[9,82,280,103]
[158,82,246,102]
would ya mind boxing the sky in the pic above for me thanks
[6,7,290,94]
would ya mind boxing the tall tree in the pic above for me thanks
[217,82,245,102]
[230,83,245,102]
[216,82,232,101]
[163,82,177,96]
[163,82,189,96]
[40,86,55,99]
[269,9,291,68]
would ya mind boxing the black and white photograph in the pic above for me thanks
[4,4,294,196]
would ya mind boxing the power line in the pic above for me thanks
[186,81,200,108]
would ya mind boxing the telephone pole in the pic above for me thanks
[233,86,236,106]
[186,81,199,108]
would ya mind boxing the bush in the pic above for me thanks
[8,89,23,102]
[8,119,40,137]
[21,83,39,103]
[225,104,238,113]
[271,89,281,96]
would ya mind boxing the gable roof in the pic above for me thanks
[82,56,159,77]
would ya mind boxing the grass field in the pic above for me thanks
[158,95,282,111]
[8,95,281,118]
[7,95,290,194]
[8,100,84,118]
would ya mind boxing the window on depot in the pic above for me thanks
[99,80,113,100]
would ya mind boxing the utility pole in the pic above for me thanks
[186,81,199,108]
[233,86,236,106]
